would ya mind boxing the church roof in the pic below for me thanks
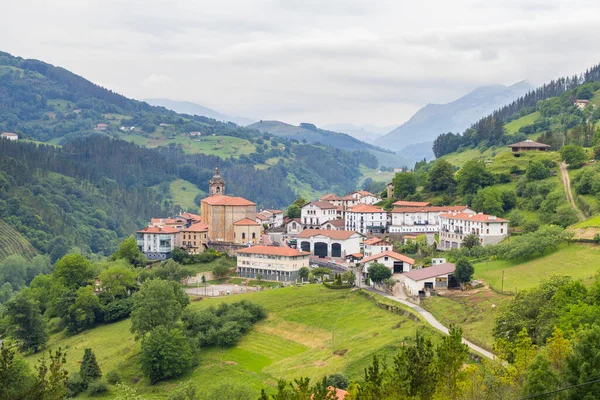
[201,194,256,206]
[234,217,261,226]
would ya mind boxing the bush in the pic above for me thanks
[326,373,350,389]
[103,297,133,322]
[140,327,194,384]
[87,380,109,395]
[106,370,121,385]
[66,372,86,398]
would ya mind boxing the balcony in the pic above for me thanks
[414,220,429,225]
[158,246,172,253]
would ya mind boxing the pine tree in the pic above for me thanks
[80,348,102,384]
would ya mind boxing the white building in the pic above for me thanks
[403,262,455,296]
[265,209,284,228]
[285,218,303,235]
[136,226,179,260]
[237,245,310,282]
[296,229,362,259]
[345,205,387,235]
[363,237,393,257]
[0,132,18,141]
[320,219,345,231]
[301,201,338,229]
[389,206,474,234]
[392,200,431,208]
[350,190,381,205]
[439,212,509,250]
[361,250,415,275]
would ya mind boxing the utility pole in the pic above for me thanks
[501,270,504,294]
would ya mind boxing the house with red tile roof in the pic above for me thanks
[296,229,363,259]
[345,205,387,235]
[237,245,310,282]
[136,226,180,260]
[180,222,209,254]
[0,132,18,141]
[439,212,508,250]
[363,237,393,257]
[360,250,415,275]
[403,262,456,295]
[301,201,338,229]
[320,219,345,231]
[390,206,474,235]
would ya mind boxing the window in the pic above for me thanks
[242,233,246,240]
[486,229,489,234]
[252,233,256,239]
[501,229,504,234]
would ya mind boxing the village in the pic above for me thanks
[136,164,509,299]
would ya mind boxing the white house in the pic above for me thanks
[136,226,179,260]
[363,237,393,257]
[265,209,284,228]
[345,205,387,235]
[361,250,415,275]
[237,245,310,282]
[0,132,18,141]
[439,212,508,250]
[574,99,590,110]
[403,262,455,296]
[389,206,474,234]
[301,201,338,229]
[296,229,362,259]
[285,218,303,235]
[320,219,345,231]
[350,190,381,205]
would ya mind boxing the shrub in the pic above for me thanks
[326,373,350,389]
[106,370,121,385]
[87,380,109,395]
[140,327,194,384]
[66,372,86,398]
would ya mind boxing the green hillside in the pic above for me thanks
[0,220,36,260]
[26,285,433,398]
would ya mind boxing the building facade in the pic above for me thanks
[363,237,392,257]
[0,132,18,141]
[301,201,338,229]
[296,229,362,259]
[439,212,508,250]
[345,205,387,235]
[403,262,455,296]
[361,250,415,275]
[180,222,209,254]
[136,226,179,260]
[389,206,474,234]
[233,218,262,245]
[237,245,310,282]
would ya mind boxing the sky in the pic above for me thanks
[2,0,600,127]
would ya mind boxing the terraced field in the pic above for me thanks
[0,220,36,260]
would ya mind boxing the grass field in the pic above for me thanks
[421,289,511,351]
[358,166,395,186]
[120,134,256,158]
[504,112,541,134]
[27,285,431,398]
[474,243,600,293]
[572,215,600,228]
[0,220,37,261]
[169,179,204,211]
[440,146,510,168]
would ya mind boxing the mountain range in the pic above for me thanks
[144,98,255,126]
[374,81,534,158]
[320,123,396,143]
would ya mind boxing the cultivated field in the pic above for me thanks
[0,220,36,260]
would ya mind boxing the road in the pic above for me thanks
[560,161,585,221]
[363,286,495,360]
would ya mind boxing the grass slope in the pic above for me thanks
[358,166,395,186]
[0,220,36,260]
[504,112,541,134]
[474,243,600,293]
[28,285,431,398]
[169,179,205,211]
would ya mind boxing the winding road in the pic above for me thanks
[559,162,586,221]
[363,286,495,360]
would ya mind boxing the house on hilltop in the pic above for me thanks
[1,132,18,141]
[439,212,508,250]
[508,139,551,154]
[574,99,590,110]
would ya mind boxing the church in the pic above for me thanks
[200,165,262,244]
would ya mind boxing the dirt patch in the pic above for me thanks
[569,227,600,240]
[333,349,348,357]
[224,361,238,366]
[372,332,379,337]
[392,321,405,329]
[313,360,328,367]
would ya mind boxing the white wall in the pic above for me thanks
[301,204,337,227]
[345,211,387,234]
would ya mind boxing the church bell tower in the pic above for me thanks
[209,161,225,196]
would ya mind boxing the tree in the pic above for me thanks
[98,262,138,299]
[80,348,102,385]
[212,262,231,279]
[341,270,356,285]
[30,348,69,400]
[3,291,48,352]
[65,286,103,333]
[53,253,95,289]
[130,279,190,338]
[0,344,35,399]
[111,236,146,266]
[392,331,437,399]
[367,263,392,285]
[298,266,310,281]
[326,373,350,389]
[392,173,417,199]
[456,159,494,195]
[170,247,187,264]
[140,326,194,384]
[560,144,587,168]
[427,160,456,193]
[0,255,28,291]
[149,259,192,282]
[436,325,468,398]
[562,325,600,399]
[526,160,551,180]
[471,187,504,216]
[286,204,301,219]
[461,234,481,255]
[454,258,474,286]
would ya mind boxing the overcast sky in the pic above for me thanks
[2,0,600,127]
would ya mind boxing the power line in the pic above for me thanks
[520,377,600,399]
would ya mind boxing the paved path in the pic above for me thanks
[363,286,495,360]
[560,161,586,221]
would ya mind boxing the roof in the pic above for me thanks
[296,229,361,240]
[439,212,508,222]
[305,201,337,210]
[233,217,261,226]
[348,204,385,213]
[183,222,208,232]
[256,213,269,221]
[392,200,431,207]
[179,212,202,221]
[201,194,256,206]
[137,226,179,234]
[321,219,345,228]
[237,245,310,257]
[507,140,551,148]
[286,218,301,225]
[353,190,375,197]
[151,217,186,225]
[361,250,415,265]
[266,209,283,214]
[1,132,17,137]
[348,253,364,259]
[364,237,391,245]
[575,99,590,103]
[392,205,470,213]
[320,193,342,201]
[404,263,456,281]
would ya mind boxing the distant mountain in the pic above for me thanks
[375,81,534,154]
[321,123,395,143]
[144,98,255,126]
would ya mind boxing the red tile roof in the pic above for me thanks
[201,194,256,206]
[348,204,385,213]
[353,190,375,197]
[266,209,283,214]
[404,263,455,281]
[306,201,337,210]
[179,212,202,221]
[439,212,508,222]
[320,193,342,201]
[392,205,470,213]
[183,222,208,232]
[392,200,431,207]
[137,226,180,234]
[360,250,414,265]
[256,213,268,221]
[1,132,18,137]
[233,217,261,226]
[364,237,391,245]
[237,245,310,257]
[296,229,361,240]
[321,219,345,228]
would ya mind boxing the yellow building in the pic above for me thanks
[180,222,209,254]
[233,218,262,245]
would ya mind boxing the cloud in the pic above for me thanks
[141,74,173,88]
